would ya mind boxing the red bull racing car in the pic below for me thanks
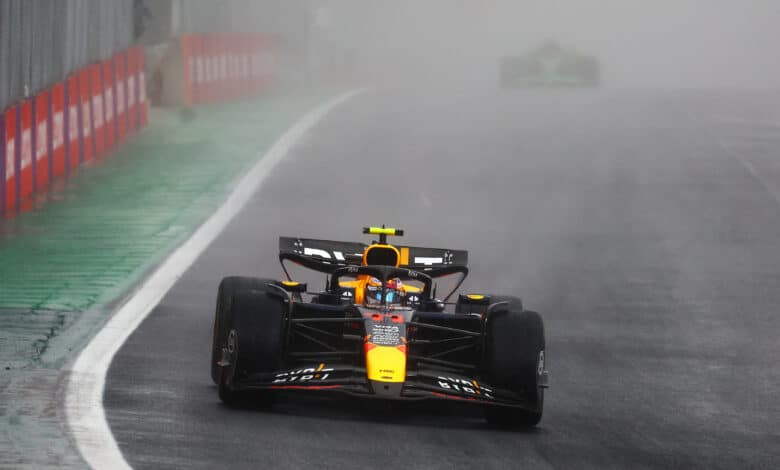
[211,227,548,427]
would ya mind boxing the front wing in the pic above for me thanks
[229,364,548,410]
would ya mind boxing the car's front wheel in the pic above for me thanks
[482,307,545,428]
[211,277,275,384]
[217,289,286,407]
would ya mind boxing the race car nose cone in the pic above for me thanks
[365,343,406,383]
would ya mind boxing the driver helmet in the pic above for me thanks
[365,277,404,306]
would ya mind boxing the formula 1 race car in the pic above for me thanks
[501,41,599,88]
[211,227,548,427]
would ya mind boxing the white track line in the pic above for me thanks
[64,90,363,470]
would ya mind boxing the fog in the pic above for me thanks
[308,0,780,88]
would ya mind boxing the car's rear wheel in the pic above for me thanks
[211,277,274,384]
[218,289,286,407]
[482,308,545,428]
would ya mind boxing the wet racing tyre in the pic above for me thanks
[218,288,286,407]
[482,308,545,428]
[211,277,275,384]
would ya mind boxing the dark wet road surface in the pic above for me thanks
[105,90,780,469]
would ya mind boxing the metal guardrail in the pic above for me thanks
[0,0,133,111]
[0,0,312,112]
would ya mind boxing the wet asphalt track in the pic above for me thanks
[104,89,780,469]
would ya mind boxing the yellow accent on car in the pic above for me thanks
[399,247,410,266]
[365,345,406,383]
[282,281,300,287]
[466,294,485,300]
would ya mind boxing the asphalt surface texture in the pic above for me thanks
[104,89,780,469]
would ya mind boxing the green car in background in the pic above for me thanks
[501,42,600,88]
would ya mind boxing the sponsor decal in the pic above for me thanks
[292,239,360,262]
[304,247,346,261]
[5,138,15,179]
[21,128,32,167]
[370,323,401,346]
[128,76,135,105]
[52,112,64,149]
[92,95,104,128]
[117,84,125,113]
[195,58,203,84]
[68,106,79,142]
[104,89,114,122]
[82,100,91,136]
[139,74,146,102]
[35,121,47,161]
[414,250,454,266]
[436,376,494,399]
[273,363,334,383]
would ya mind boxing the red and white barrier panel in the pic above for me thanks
[1,46,148,217]
[181,33,274,107]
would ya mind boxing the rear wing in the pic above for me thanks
[278,237,468,275]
